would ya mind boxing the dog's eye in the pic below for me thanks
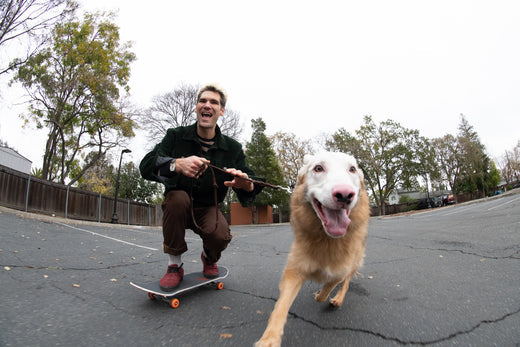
[349,166,357,173]
[313,165,324,173]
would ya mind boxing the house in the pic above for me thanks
[0,146,32,174]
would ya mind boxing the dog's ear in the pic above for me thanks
[303,154,314,166]
[297,154,314,184]
[358,166,364,181]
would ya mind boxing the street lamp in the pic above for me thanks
[111,149,131,224]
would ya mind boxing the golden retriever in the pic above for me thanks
[256,152,370,347]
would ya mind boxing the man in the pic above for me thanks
[140,84,262,291]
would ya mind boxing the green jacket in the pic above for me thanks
[139,123,262,207]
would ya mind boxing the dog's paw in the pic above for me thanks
[314,290,328,303]
[255,336,282,347]
[329,297,344,307]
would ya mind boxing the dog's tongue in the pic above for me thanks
[322,207,351,237]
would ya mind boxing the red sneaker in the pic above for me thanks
[159,264,184,291]
[201,252,219,279]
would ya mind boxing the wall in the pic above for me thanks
[230,202,273,225]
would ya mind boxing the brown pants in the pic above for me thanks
[161,190,232,263]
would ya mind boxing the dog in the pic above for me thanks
[255,152,370,347]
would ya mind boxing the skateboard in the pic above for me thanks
[130,266,229,308]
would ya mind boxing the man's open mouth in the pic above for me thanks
[201,112,212,119]
[313,198,351,238]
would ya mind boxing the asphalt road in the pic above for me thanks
[1,190,519,346]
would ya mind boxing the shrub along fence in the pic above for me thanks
[0,164,162,226]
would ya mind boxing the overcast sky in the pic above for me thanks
[1,0,519,169]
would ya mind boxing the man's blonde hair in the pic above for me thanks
[197,84,227,108]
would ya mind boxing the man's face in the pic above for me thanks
[195,91,224,130]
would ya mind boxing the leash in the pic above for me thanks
[204,164,292,193]
[190,164,291,234]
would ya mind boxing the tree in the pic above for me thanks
[455,114,497,197]
[118,162,163,204]
[141,83,199,143]
[0,0,77,76]
[432,134,463,193]
[141,83,244,143]
[76,152,114,195]
[245,118,288,209]
[11,11,137,185]
[497,141,520,185]
[326,115,427,215]
[270,131,313,189]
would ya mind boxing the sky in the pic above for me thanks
[1,0,519,170]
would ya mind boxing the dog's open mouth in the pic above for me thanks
[313,199,351,238]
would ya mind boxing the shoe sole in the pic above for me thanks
[203,273,219,279]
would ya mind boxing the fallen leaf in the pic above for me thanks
[44,275,49,278]
[4,266,11,271]
[73,284,80,288]
[220,306,231,310]
[368,276,374,279]
[220,334,232,339]
[256,310,263,315]
[110,278,117,282]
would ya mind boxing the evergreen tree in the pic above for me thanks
[455,114,498,196]
[245,118,288,208]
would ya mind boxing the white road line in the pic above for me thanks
[56,222,159,251]
[487,196,520,211]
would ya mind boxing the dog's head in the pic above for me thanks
[297,152,364,238]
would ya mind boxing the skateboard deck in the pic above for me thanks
[130,266,229,308]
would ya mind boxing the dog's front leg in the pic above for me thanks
[329,270,355,307]
[314,279,343,303]
[255,268,305,347]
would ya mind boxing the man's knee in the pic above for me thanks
[162,190,191,214]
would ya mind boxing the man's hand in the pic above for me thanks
[223,168,254,192]
[176,156,210,178]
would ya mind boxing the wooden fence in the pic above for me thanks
[0,164,162,226]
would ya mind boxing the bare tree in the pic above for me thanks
[496,141,520,185]
[141,83,199,142]
[141,83,244,142]
[0,0,77,76]
[270,131,313,188]
[219,108,243,140]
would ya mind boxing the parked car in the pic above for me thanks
[417,198,433,210]
[431,196,443,207]
[442,194,456,205]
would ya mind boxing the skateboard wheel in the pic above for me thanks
[170,298,180,309]
[148,292,155,300]
[217,282,224,290]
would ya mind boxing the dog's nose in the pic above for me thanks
[332,185,356,205]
